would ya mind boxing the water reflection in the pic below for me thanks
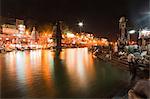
[1,48,130,98]
[65,48,96,92]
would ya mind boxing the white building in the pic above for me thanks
[1,24,18,34]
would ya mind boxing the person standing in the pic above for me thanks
[127,53,136,80]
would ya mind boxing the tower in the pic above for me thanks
[31,27,39,42]
[118,17,128,51]
[53,21,62,49]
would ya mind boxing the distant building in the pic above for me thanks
[138,29,150,51]
[0,16,25,35]
[139,29,150,39]
[1,24,18,35]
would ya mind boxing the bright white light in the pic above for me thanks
[141,30,149,33]
[48,38,53,42]
[78,22,83,27]
[129,30,136,34]
[67,32,75,38]
[6,38,9,40]
[18,24,25,34]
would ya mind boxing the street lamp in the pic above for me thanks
[128,30,136,34]
[78,22,83,27]
[78,22,83,33]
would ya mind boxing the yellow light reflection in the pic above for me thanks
[41,50,56,95]
[16,52,26,84]
[65,48,96,91]
[5,52,17,79]
[3,50,56,96]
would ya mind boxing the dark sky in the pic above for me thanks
[1,0,150,39]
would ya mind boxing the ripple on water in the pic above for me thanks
[1,49,130,98]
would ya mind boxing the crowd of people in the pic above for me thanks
[90,44,150,98]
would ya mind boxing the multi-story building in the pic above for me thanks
[0,16,26,43]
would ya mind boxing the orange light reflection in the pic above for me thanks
[65,48,96,91]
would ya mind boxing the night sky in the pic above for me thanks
[1,0,150,39]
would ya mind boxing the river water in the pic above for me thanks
[0,48,130,98]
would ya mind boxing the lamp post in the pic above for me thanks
[128,30,136,34]
[78,22,83,33]
[128,29,136,44]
